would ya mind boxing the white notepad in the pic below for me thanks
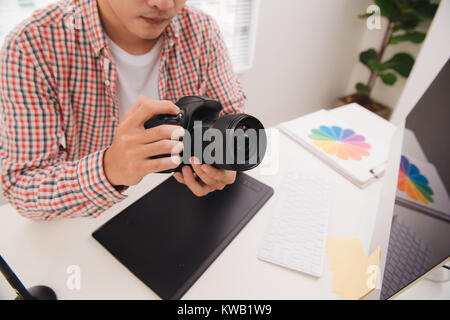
[396,154,450,221]
[279,108,390,188]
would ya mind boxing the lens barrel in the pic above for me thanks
[209,114,267,171]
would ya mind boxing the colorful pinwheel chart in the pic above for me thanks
[398,155,434,205]
[308,126,371,161]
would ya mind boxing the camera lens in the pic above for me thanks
[210,114,267,171]
[234,126,250,161]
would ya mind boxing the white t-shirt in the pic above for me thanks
[106,35,164,122]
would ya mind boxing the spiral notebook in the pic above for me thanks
[279,106,392,188]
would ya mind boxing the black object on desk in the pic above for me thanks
[92,173,274,300]
[0,255,57,300]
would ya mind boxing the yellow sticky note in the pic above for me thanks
[326,238,381,300]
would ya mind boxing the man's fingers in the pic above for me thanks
[182,166,214,197]
[144,155,181,173]
[141,139,183,158]
[141,124,185,144]
[126,98,180,127]
[173,172,185,184]
[196,161,236,185]
[190,158,225,190]
[200,164,235,185]
[122,95,147,121]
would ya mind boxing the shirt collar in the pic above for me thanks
[163,13,181,49]
[80,0,107,57]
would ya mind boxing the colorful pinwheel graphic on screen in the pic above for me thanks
[398,155,434,205]
[308,126,371,161]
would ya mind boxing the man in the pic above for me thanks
[0,0,246,220]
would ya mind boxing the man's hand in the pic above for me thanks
[173,157,237,197]
[104,95,184,187]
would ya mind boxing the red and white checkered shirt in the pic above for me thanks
[0,0,246,221]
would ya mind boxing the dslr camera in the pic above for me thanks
[144,96,267,173]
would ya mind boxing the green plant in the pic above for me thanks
[356,0,438,97]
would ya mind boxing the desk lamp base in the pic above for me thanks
[14,286,57,300]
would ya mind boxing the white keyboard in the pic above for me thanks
[258,171,333,277]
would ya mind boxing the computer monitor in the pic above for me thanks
[380,58,450,300]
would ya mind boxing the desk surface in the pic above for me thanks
[0,107,445,300]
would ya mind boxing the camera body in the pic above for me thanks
[144,96,267,173]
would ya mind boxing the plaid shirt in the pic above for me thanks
[0,0,246,221]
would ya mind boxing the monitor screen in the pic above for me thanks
[380,59,450,300]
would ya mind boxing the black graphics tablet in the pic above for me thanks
[92,173,274,300]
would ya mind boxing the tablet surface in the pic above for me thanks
[92,173,274,299]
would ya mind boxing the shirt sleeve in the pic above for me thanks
[0,36,127,221]
[204,18,247,115]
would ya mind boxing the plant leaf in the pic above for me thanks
[359,12,375,19]
[356,83,370,95]
[394,16,420,31]
[390,32,426,44]
[360,49,377,67]
[381,0,437,28]
[375,0,401,20]
[367,59,386,71]
[367,53,414,78]
[383,53,415,77]
[379,72,398,85]
[410,1,439,21]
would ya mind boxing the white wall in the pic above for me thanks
[239,0,372,127]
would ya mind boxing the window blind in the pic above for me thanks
[187,0,258,73]
[0,0,56,47]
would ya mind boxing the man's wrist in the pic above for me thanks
[103,146,120,186]
[77,149,128,207]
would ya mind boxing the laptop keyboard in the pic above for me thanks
[380,215,433,299]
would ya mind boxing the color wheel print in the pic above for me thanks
[308,126,371,161]
[398,155,434,205]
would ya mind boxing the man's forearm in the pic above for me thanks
[0,148,127,221]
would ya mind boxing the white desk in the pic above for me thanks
[0,107,440,300]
